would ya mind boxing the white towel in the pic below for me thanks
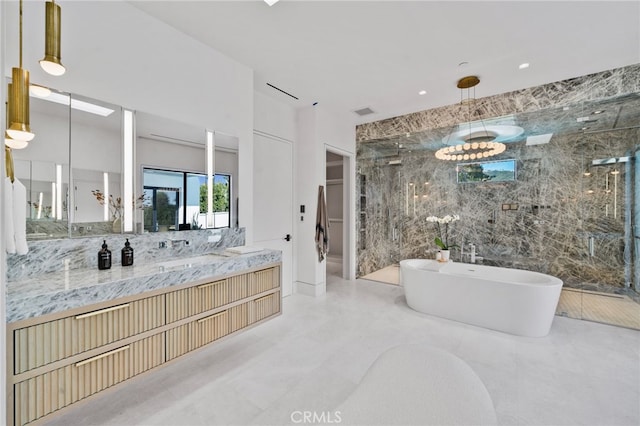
[5,177,16,254]
[13,178,28,255]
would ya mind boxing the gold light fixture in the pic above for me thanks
[7,0,35,142]
[5,146,15,182]
[5,92,29,150]
[40,0,66,76]
[435,76,509,161]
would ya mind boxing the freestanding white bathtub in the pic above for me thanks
[400,259,563,337]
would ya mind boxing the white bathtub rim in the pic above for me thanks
[400,259,562,288]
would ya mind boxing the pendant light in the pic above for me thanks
[5,92,29,150]
[39,0,66,76]
[7,0,35,142]
[435,76,510,161]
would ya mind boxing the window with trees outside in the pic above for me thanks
[142,168,231,231]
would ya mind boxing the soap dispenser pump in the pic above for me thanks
[121,238,134,267]
[98,240,112,270]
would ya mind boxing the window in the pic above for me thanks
[142,168,231,231]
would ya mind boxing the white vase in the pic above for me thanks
[112,217,122,233]
[439,249,450,262]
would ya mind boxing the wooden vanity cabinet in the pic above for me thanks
[7,263,281,426]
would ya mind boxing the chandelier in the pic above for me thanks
[435,76,515,161]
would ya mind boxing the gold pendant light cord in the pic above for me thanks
[19,0,23,68]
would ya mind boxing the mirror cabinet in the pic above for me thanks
[9,83,238,241]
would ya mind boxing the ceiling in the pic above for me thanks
[129,1,640,125]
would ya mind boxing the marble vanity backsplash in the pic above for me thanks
[7,228,245,281]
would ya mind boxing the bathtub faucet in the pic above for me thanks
[469,244,476,263]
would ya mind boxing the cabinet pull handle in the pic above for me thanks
[197,280,226,289]
[75,303,130,320]
[75,345,130,367]
[253,294,273,303]
[197,311,227,323]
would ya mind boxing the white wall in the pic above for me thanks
[253,91,296,142]
[294,105,357,295]
[138,138,206,175]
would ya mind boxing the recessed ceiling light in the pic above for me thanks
[418,90,427,95]
[581,126,589,130]
[519,63,530,69]
[593,110,604,114]
[264,0,279,6]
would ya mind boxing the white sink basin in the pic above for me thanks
[157,253,225,269]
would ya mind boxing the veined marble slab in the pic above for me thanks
[7,249,281,323]
[7,228,246,281]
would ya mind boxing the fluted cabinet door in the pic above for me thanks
[251,291,281,324]
[13,295,165,375]
[228,274,249,302]
[13,333,164,426]
[165,324,190,361]
[249,267,280,296]
[193,279,229,315]
[191,310,229,350]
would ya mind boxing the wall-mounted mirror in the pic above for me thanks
[11,84,71,240]
[136,112,239,233]
[9,83,124,239]
[69,94,122,237]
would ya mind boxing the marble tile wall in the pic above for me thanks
[356,65,640,293]
[357,64,640,142]
[6,228,245,281]
[359,130,637,285]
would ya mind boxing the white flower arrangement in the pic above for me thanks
[427,214,460,250]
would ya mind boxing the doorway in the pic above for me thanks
[325,148,355,281]
[253,132,294,296]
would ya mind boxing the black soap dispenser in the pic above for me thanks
[98,240,112,270]
[121,238,134,267]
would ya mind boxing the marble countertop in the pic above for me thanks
[7,249,282,323]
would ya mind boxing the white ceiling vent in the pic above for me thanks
[354,107,375,116]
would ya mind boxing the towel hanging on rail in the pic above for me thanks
[315,185,329,262]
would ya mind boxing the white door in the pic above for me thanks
[253,132,294,296]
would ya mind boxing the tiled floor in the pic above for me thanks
[361,264,400,285]
[46,273,640,426]
[557,288,640,330]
